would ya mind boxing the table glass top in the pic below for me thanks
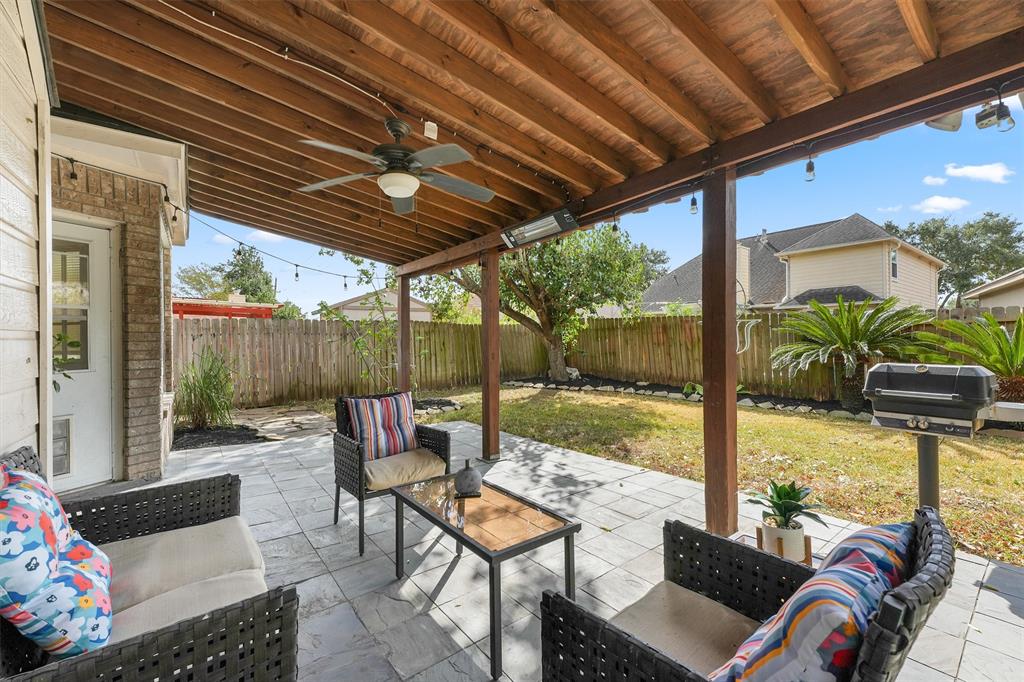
[394,475,569,552]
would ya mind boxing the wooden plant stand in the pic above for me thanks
[756,526,813,566]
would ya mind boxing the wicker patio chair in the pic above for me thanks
[333,393,452,555]
[0,447,299,682]
[542,507,954,682]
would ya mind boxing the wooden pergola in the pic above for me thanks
[44,0,1024,534]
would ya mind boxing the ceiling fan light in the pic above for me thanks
[377,171,420,198]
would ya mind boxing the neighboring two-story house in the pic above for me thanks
[643,214,944,311]
[964,267,1024,308]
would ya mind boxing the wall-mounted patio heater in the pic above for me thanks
[863,363,997,509]
[501,209,579,248]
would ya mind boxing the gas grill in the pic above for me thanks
[863,363,997,509]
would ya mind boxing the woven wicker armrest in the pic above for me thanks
[415,424,451,469]
[541,591,707,682]
[663,519,815,622]
[6,587,298,681]
[333,431,364,498]
[62,474,241,546]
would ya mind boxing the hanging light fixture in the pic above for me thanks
[294,264,300,282]
[804,157,815,182]
[68,158,78,181]
[689,193,698,215]
[343,276,349,291]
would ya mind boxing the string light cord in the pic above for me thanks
[155,0,572,200]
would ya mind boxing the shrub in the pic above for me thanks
[917,312,1024,402]
[175,348,234,429]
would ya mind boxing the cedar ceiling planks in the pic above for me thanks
[42,0,1024,267]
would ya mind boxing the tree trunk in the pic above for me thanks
[839,365,866,412]
[545,337,569,381]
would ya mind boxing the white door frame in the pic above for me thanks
[52,209,124,482]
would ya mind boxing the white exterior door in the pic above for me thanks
[51,221,114,491]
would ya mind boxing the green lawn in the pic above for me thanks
[399,387,1024,565]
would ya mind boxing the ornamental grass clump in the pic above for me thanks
[174,348,234,430]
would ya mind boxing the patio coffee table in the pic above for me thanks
[391,474,580,680]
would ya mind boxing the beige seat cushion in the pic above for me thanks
[609,580,760,676]
[364,447,445,491]
[110,569,267,644]
[100,516,264,612]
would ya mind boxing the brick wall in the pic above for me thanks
[52,158,170,480]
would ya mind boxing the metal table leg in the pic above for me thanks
[395,498,404,579]
[564,533,575,600]
[489,561,502,680]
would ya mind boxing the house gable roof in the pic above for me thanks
[964,266,1024,299]
[775,214,892,255]
[775,285,880,308]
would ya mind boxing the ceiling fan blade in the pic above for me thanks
[298,172,376,193]
[420,172,496,202]
[299,139,386,168]
[391,195,416,215]
[406,143,472,169]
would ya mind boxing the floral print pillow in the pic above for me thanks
[0,468,112,658]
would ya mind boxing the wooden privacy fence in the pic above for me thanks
[172,318,547,407]
[174,306,1020,407]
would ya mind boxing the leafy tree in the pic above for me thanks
[174,263,231,299]
[273,301,303,319]
[414,225,669,381]
[771,296,932,411]
[219,245,276,303]
[884,213,1024,307]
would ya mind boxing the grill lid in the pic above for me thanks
[864,363,997,419]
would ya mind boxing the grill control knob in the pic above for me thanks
[906,418,918,428]
[918,420,929,430]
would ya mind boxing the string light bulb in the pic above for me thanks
[343,276,348,291]
[804,157,816,182]
[68,159,78,181]
[689,193,698,215]
[171,208,178,223]
[996,97,1015,132]
[294,264,299,282]
[610,214,619,232]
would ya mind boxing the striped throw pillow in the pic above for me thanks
[709,548,893,681]
[346,393,419,460]
[819,523,914,587]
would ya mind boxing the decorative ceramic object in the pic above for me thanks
[454,459,482,498]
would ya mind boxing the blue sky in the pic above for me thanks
[174,102,1024,315]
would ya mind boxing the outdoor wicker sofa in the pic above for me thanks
[541,507,954,682]
[333,393,452,555]
[0,446,298,682]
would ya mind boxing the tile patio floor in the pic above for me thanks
[158,420,1023,681]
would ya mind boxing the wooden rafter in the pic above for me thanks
[897,0,940,62]
[323,0,634,181]
[645,0,780,123]
[762,0,850,97]
[536,0,718,145]
[425,0,678,162]
[201,0,602,195]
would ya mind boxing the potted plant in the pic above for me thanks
[748,480,826,562]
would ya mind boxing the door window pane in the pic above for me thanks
[53,240,90,371]
[52,418,71,476]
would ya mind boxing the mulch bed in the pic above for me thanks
[172,425,268,451]
[414,398,460,411]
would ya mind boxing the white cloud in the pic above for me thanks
[911,195,970,214]
[922,175,947,186]
[212,234,234,245]
[247,229,285,242]
[944,162,1015,184]
[877,205,902,213]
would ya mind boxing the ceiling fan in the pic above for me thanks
[297,118,495,215]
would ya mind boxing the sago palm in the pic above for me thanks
[917,312,1024,402]
[771,296,932,411]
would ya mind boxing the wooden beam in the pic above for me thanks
[397,276,412,393]
[480,247,501,460]
[327,0,634,181]
[647,0,780,122]
[538,1,718,144]
[762,0,850,97]
[898,0,940,62]
[396,28,1024,276]
[124,0,567,203]
[203,0,603,195]
[427,0,676,162]
[701,167,738,536]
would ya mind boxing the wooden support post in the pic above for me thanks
[481,247,501,460]
[397,275,412,393]
[702,167,738,536]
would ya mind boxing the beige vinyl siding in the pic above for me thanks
[889,247,940,308]
[736,244,750,304]
[0,1,41,454]
[786,242,888,300]
[975,282,1024,308]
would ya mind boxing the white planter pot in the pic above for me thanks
[761,521,805,561]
